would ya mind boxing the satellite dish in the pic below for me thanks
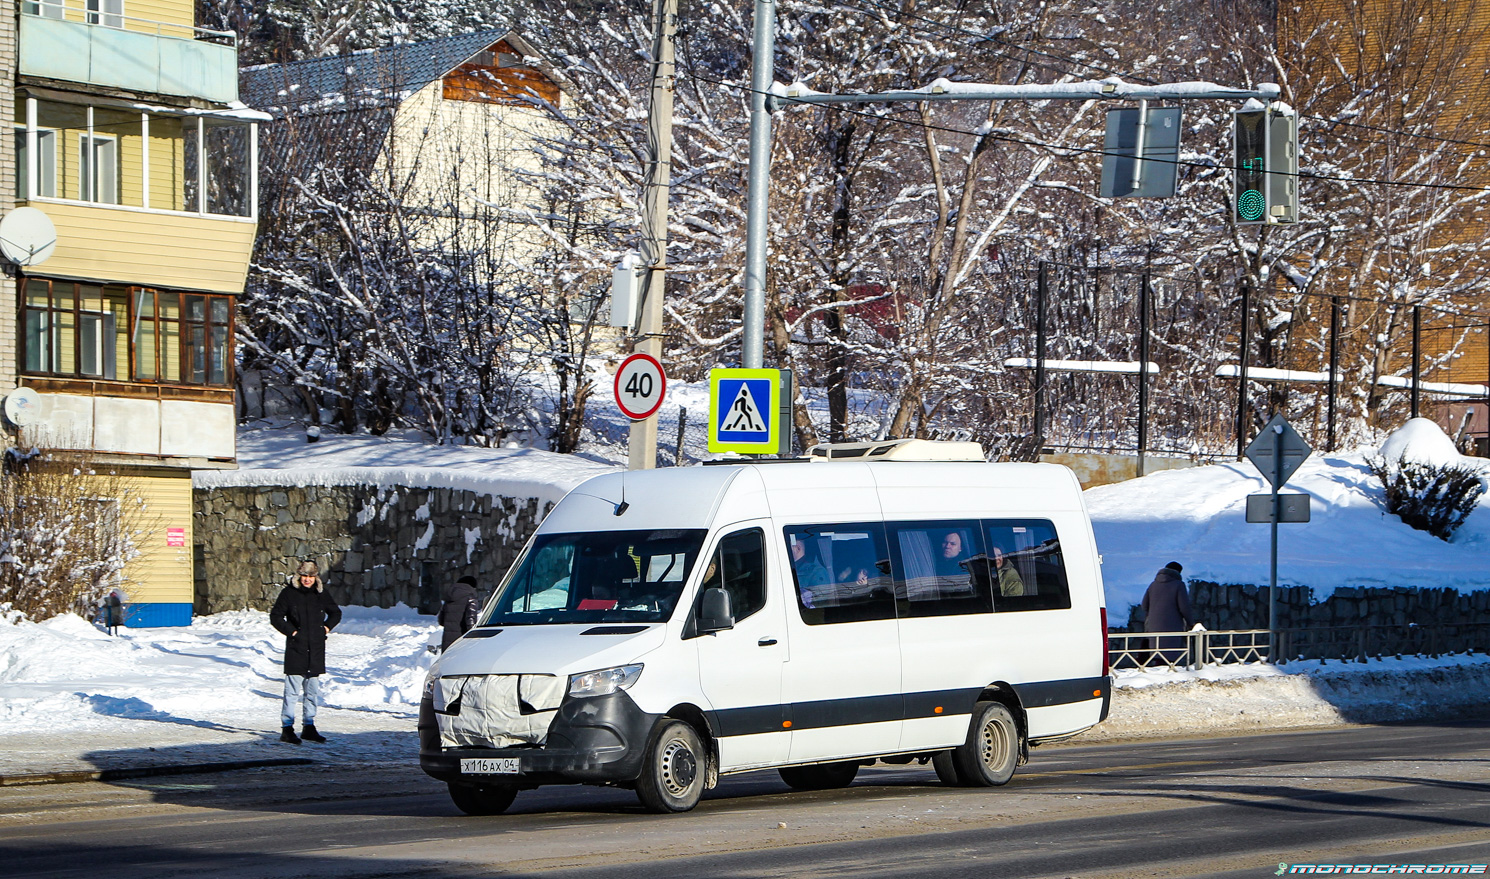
[0,207,57,267]
[2,387,43,427]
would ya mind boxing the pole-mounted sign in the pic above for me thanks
[1243,412,1313,651]
[614,353,667,421]
[708,367,791,455]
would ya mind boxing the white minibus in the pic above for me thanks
[419,442,1110,814]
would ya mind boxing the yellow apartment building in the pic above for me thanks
[1,0,259,624]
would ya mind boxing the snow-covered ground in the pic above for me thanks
[2,602,1488,778]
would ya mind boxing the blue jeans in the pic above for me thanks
[281,675,321,728]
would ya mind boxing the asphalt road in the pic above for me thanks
[3,721,1489,879]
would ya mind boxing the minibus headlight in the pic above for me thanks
[568,664,643,698]
[422,663,441,700]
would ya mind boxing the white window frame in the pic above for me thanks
[23,0,65,21]
[85,0,124,29]
[80,132,119,205]
[15,125,57,199]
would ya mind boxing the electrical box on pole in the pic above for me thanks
[1233,102,1298,225]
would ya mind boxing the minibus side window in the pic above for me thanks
[978,520,1072,612]
[784,524,894,625]
[696,528,767,623]
[885,520,993,618]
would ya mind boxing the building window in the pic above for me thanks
[79,134,118,204]
[14,127,57,199]
[21,1,65,20]
[21,278,232,387]
[85,0,124,28]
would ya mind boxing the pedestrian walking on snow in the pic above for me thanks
[1141,561,1194,664]
[438,575,481,651]
[270,560,341,744]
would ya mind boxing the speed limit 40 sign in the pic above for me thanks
[613,353,667,421]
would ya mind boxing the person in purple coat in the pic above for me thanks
[1142,561,1194,664]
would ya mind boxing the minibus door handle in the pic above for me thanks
[758,637,778,647]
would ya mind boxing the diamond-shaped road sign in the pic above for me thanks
[1244,413,1313,490]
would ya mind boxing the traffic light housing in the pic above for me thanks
[1233,103,1298,225]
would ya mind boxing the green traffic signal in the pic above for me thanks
[1234,109,1267,224]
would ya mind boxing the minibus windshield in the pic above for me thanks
[481,529,708,625]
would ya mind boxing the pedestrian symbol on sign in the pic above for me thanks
[724,383,767,433]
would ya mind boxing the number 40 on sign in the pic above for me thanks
[613,353,667,421]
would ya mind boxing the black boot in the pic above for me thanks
[280,726,301,744]
[300,723,327,744]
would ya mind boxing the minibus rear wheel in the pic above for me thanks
[447,781,518,815]
[950,701,1019,786]
[636,720,706,813]
[778,761,859,791]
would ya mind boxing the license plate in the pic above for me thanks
[460,757,520,775]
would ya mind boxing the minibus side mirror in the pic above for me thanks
[698,587,734,633]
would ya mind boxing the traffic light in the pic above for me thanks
[1233,103,1298,225]
[1234,108,1267,224]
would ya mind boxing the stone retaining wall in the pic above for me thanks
[1123,581,1490,632]
[193,484,549,614]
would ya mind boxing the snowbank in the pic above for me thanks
[193,424,616,508]
[1087,447,1490,625]
[1087,653,1490,741]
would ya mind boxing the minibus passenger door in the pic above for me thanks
[693,524,790,770]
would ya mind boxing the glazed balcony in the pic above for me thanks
[19,0,239,104]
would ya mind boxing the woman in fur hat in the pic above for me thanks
[269,560,342,744]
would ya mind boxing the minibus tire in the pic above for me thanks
[950,702,1019,786]
[778,761,859,791]
[931,751,965,786]
[447,781,518,815]
[635,720,706,813]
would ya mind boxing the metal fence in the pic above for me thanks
[1110,623,1490,672]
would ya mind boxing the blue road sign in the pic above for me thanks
[709,369,781,453]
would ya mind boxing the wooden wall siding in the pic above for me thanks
[47,0,198,37]
[23,200,254,293]
[123,471,194,605]
[442,41,561,107]
[384,79,564,262]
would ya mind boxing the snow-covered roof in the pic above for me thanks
[241,29,559,114]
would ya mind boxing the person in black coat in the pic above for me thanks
[438,575,481,651]
[1141,561,1194,664]
[270,560,342,744]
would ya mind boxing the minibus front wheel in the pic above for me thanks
[635,720,706,813]
[447,780,518,815]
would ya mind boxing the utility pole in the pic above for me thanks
[627,0,676,470]
[742,0,776,370]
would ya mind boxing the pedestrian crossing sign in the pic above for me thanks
[708,368,782,454]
